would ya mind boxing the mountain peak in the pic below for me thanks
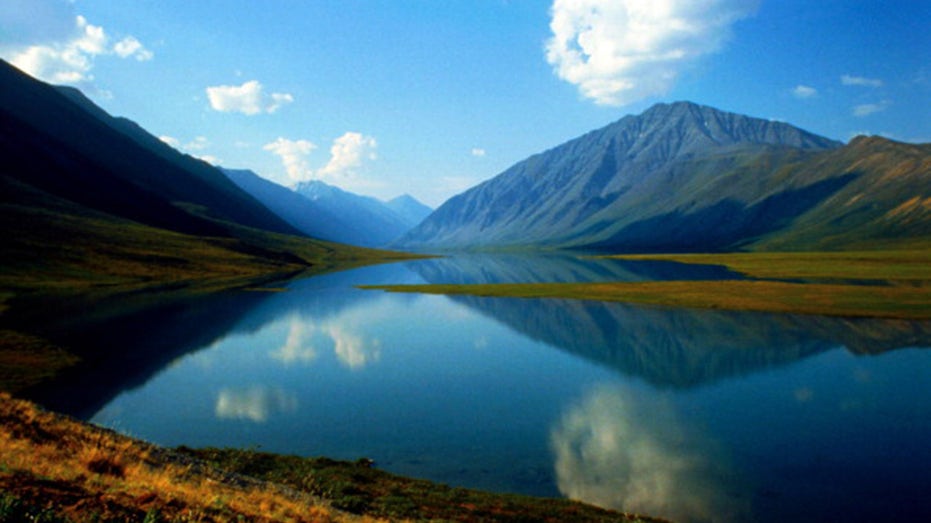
[397,102,852,251]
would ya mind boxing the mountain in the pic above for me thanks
[293,180,431,247]
[0,59,405,292]
[221,168,362,244]
[397,101,927,251]
[385,194,433,226]
[0,60,298,238]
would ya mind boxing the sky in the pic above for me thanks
[1,0,929,207]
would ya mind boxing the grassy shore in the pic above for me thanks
[359,249,931,320]
[0,394,658,523]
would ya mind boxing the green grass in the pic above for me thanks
[359,249,931,320]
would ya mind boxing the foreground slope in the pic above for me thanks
[0,394,656,522]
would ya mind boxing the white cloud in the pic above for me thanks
[0,10,152,90]
[205,80,294,115]
[791,84,817,99]
[263,137,318,183]
[317,132,378,182]
[113,36,153,61]
[159,135,218,163]
[158,135,181,148]
[471,148,487,157]
[853,101,890,117]
[841,74,883,88]
[545,0,758,106]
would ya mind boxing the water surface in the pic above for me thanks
[21,255,931,523]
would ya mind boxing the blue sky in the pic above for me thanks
[2,0,928,207]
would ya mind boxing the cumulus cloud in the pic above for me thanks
[264,132,377,187]
[841,74,883,88]
[206,80,294,115]
[113,36,153,61]
[853,101,890,117]
[551,385,748,522]
[792,84,818,99]
[317,132,378,182]
[545,0,758,106]
[263,137,317,183]
[0,7,152,90]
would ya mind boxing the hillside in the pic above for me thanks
[397,102,929,252]
[0,60,297,238]
[0,59,417,296]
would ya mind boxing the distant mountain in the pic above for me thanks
[222,168,377,245]
[385,194,433,227]
[398,101,928,251]
[0,59,297,238]
[293,180,431,247]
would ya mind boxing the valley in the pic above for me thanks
[2,46,930,523]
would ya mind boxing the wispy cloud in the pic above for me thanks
[471,148,487,157]
[791,85,818,99]
[545,0,758,106]
[841,74,883,88]
[206,80,294,115]
[0,4,152,93]
[853,101,890,117]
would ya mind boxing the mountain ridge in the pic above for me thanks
[0,59,298,238]
[397,101,927,252]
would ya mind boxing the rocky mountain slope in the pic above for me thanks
[397,102,929,252]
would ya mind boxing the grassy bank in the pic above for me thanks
[359,249,931,320]
[0,394,658,523]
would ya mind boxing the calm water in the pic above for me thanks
[21,255,931,523]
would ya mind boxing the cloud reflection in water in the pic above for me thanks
[269,317,319,365]
[215,386,297,423]
[269,316,381,370]
[551,384,748,523]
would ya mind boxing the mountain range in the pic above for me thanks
[3,52,929,282]
[398,101,930,252]
[221,169,431,248]
[0,59,403,291]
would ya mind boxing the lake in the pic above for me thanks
[19,255,931,523]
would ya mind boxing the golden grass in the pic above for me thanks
[0,393,382,522]
[608,248,931,281]
[359,249,931,319]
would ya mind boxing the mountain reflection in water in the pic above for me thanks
[10,255,930,523]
